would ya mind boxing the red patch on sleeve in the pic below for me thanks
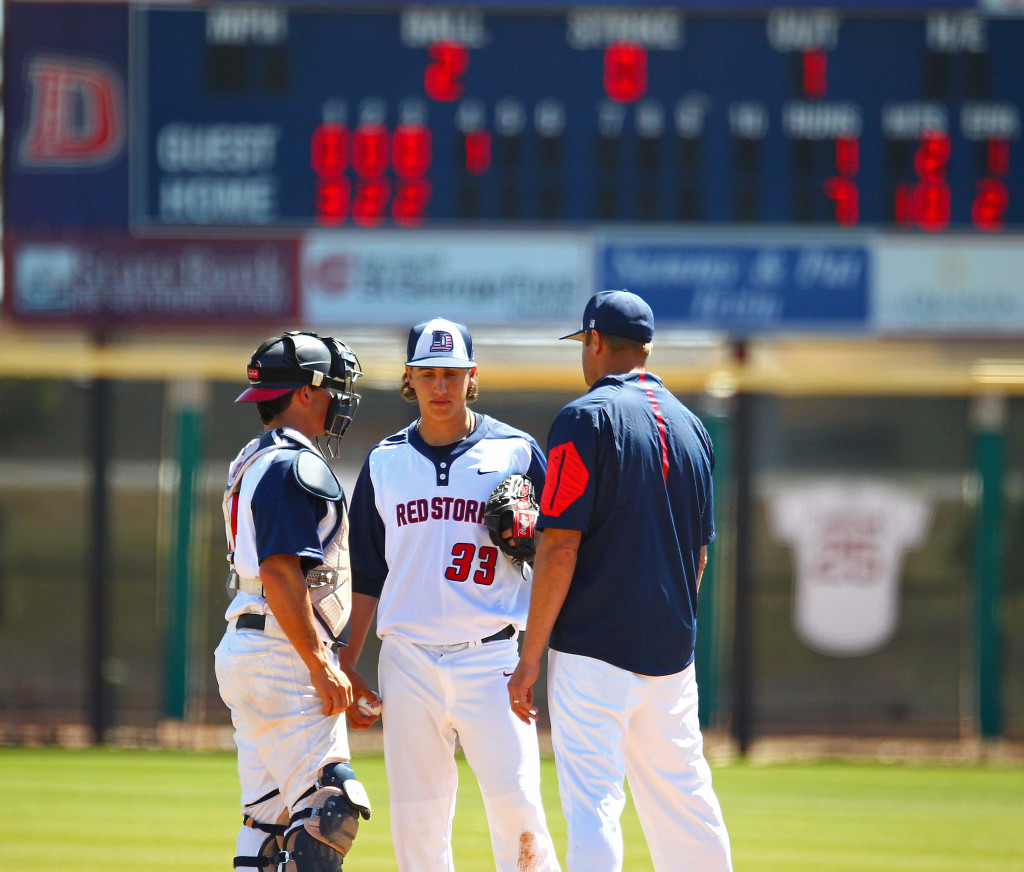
[541,441,590,517]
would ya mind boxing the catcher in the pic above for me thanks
[341,317,561,872]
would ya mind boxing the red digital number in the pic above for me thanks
[803,49,828,100]
[604,42,647,103]
[311,123,349,177]
[914,131,951,180]
[972,178,1009,232]
[315,177,350,226]
[392,178,432,227]
[836,136,859,178]
[444,543,498,586]
[824,177,859,225]
[914,179,951,232]
[392,124,432,179]
[892,131,953,232]
[464,130,492,175]
[352,124,390,178]
[425,40,469,102]
[352,178,390,227]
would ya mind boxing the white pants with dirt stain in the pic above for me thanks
[379,633,560,872]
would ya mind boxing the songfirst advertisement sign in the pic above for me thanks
[301,232,592,327]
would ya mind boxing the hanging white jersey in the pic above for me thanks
[348,414,546,646]
[769,479,932,657]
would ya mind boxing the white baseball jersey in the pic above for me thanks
[348,414,546,644]
[770,479,933,656]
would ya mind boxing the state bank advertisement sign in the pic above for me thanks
[8,236,298,324]
[599,237,870,332]
[301,232,592,327]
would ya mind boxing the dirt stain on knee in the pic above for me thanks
[518,831,538,871]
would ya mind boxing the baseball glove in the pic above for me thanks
[484,474,539,565]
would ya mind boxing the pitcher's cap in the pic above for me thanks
[560,290,655,343]
[406,318,475,368]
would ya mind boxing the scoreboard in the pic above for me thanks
[131,5,1024,232]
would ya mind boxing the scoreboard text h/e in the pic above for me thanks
[141,6,1023,232]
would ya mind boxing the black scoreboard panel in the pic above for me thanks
[136,6,1024,231]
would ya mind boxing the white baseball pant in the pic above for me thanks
[215,616,352,861]
[548,650,732,872]
[379,633,560,872]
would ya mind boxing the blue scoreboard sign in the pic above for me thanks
[5,3,1023,234]
[3,2,1023,330]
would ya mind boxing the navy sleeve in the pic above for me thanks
[251,455,325,566]
[347,452,388,598]
[537,403,599,533]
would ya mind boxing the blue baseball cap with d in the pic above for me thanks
[406,317,476,368]
[560,290,655,343]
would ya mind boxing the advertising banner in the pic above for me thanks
[6,235,298,324]
[301,232,592,327]
[874,237,1024,335]
[599,239,869,331]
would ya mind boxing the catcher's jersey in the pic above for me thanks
[224,428,342,630]
[348,414,546,645]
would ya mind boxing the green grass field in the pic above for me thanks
[2,746,1022,871]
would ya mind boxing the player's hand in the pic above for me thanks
[311,660,354,716]
[507,658,540,725]
[342,668,382,730]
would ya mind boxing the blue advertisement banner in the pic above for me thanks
[600,241,869,331]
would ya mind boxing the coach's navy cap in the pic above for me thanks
[560,290,655,343]
[406,317,475,368]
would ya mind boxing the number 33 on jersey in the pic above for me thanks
[347,414,546,646]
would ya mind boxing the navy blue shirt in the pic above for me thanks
[537,371,714,676]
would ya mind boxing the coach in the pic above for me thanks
[507,290,733,872]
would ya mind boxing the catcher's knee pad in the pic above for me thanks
[278,826,346,872]
[285,762,372,867]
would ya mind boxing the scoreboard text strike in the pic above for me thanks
[138,7,1024,231]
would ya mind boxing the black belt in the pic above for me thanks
[481,624,515,644]
[237,614,511,644]
[236,613,266,631]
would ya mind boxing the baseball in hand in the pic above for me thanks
[356,695,382,717]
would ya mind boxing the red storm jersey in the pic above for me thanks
[348,414,546,645]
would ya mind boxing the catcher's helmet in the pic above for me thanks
[236,331,362,440]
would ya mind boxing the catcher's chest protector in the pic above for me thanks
[224,434,353,642]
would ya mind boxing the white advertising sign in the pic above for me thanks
[301,231,592,327]
[769,480,932,657]
[875,237,1024,335]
